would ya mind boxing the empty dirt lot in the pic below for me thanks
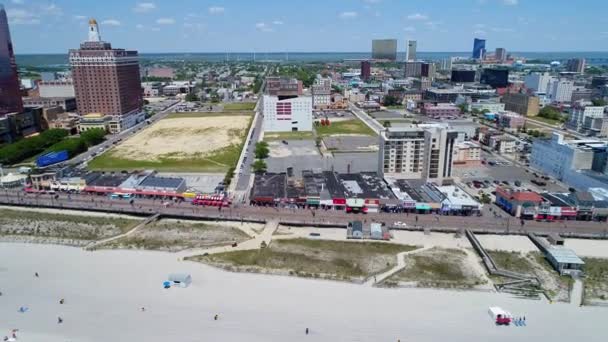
[89,114,251,172]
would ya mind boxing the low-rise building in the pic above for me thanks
[422,103,461,119]
[497,111,526,130]
[489,135,517,154]
[77,113,111,133]
[38,80,75,98]
[471,100,505,113]
[453,141,481,166]
[495,186,544,219]
[22,97,77,111]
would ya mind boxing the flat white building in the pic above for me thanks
[470,100,505,113]
[262,95,313,132]
[568,102,605,133]
[39,81,75,98]
[548,79,574,103]
[524,72,552,94]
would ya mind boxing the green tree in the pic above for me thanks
[255,141,270,159]
[251,159,267,173]
[80,128,106,147]
[538,106,561,120]
[383,121,392,128]
[185,93,199,102]
[592,99,607,106]
[383,95,401,107]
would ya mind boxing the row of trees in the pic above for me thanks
[252,141,269,173]
[0,129,68,165]
[538,106,567,122]
[0,128,106,166]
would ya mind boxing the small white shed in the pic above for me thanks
[168,273,192,288]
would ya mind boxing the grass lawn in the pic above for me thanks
[487,250,536,273]
[386,248,485,289]
[190,238,417,282]
[102,220,251,251]
[87,144,242,173]
[582,257,608,302]
[223,102,256,111]
[315,119,376,137]
[263,131,314,141]
[0,209,138,233]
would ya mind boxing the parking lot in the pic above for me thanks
[266,140,378,176]
[323,136,378,153]
[313,110,353,120]
[454,161,568,194]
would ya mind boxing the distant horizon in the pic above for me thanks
[15,50,608,56]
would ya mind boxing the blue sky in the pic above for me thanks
[4,0,608,53]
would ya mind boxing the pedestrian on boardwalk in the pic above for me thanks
[35,272,39,277]
[305,328,309,335]
[214,314,218,321]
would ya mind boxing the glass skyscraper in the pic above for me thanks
[372,39,397,61]
[0,4,23,116]
[472,38,486,60]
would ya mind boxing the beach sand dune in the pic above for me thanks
[1,243,607,341]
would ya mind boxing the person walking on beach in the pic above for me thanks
[35,272,39,278]
[305,328,309,335]
[59,298,64,304]
[214,314,218,321]
[57,317,63,324]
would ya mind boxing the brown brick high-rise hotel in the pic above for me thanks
[69,19,144,133]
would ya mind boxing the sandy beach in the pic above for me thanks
[1,243,606,342]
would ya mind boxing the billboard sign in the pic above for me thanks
[36,150,69,168]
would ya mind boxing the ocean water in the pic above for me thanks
[15,51,608,67]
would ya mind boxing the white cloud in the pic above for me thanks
[474,29,487,35]
[403,26,415,32]
[133,2,156,13]
[11,0,24,4]
[6,8,40,24]
[73,15,87,20]
[491,27,515,32]
[208,6,225,14]
[136,24,144,29]
[474,23,485,29]
[272,20,284,25]
[425,21,441,30]
[407,13,428,21]
[255,22,273,32]
[40,3,62,16]
[339,11,358,19]
[101,19,121,26]
[156,17,175,25]
[503,0,518,5]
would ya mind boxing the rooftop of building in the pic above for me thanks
[496,186,544,203]
[87,173,130,187]
[547,247,585,265]
[139,176,185,190]
[251,173,286,199]
[436,185,480,207]
[338,173,394,200]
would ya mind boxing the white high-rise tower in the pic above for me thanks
[88,18,101,42]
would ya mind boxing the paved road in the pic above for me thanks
[1,190,607,237]
[348,102,384,134]
[68,100,182,166]
[233,67,271,195]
